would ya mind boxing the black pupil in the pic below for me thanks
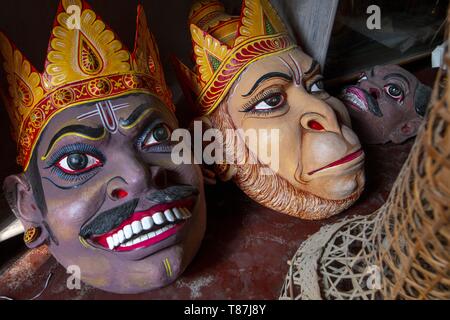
[389,85,402,96]
[265,95,282,107]
[67,154,88,171]
[153,125,169,141]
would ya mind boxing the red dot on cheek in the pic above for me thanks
[111,189,128,200]
[308,120,325,131]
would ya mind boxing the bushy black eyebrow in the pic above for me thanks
[44,125,105,159]
[119,103,151,127]
[242,72,292,97]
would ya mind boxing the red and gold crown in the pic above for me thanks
[0,0,174,171]
[174,0,297,116]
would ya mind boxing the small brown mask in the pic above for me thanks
[341,65,431,144]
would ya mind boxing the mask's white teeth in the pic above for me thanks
[153,212,166,225]
[124,225,133,240]
[109,204,193,250]
[343,93,368,111]
[113,234,119,247]
[118,224,176,248]
[164,209,176,222]
[141,216,154,230]
[107,236,115,250]
[139,234,149,242]
[131,221,142,235]
[173,207,183,220]
[117,230,125,243]
[160,225,171,233]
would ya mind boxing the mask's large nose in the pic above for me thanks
[296,93,342,135]
[106,152,168,201]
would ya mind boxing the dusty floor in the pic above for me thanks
[0,141,413,300]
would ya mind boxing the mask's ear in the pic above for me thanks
[3,174,48,248]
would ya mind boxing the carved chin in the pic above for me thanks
[232,163,361,220]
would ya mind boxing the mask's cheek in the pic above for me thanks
[390,118,422,144]
[46,208,90,244]
[239,115,303,181]
[342,125,361,147]
[43,185,103,243]
[275,122,302,181]
[68,255,113,286]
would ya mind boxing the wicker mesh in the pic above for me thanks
[280,15,450,301]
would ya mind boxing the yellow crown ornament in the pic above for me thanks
[0,0,174,171]
[174,0,297,116]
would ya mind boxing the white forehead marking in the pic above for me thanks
[279,54,303,87]
[289,53,303,80]
[96,101,119,133]
[76,102,131,134]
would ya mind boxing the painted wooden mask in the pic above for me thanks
[0,0,206,294]
[175,0,365,220]
[341,65,432,144]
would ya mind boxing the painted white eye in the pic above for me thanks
[143,124,172,148]
[56,154,102,174]
[358,73,368,82]
[253,93,285,111]
[310,81,324,93]
[310,83,322,93]
[385,84,404,99]
[384,84,405,104]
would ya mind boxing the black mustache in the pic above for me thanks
[359,87,383,117]
[146,185,199,204]
[79,186,199,238]
[79,199,138,239]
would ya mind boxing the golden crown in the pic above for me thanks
[0,0,174,171]
[174,0,297,116]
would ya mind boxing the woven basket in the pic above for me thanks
[279,18,450,301]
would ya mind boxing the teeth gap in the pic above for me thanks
[103,206,192,250]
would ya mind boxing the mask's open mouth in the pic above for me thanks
[341,87,370,112]
[308,149,364,176]
[88,199,194,252]
[341,86,383,117]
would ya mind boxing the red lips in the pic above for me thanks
[308,149,364,175]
